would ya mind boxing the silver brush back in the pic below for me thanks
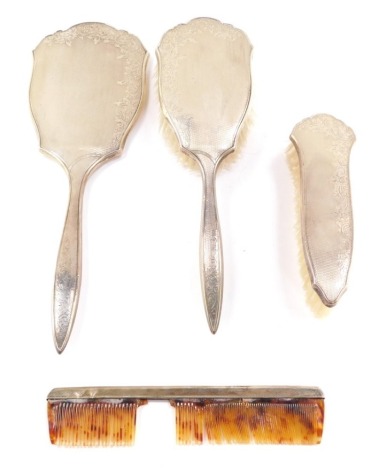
[290,114,355,307]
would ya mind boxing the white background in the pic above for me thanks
[0,0,377,468]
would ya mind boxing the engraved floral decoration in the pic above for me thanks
[204,229,221,324]
[44,23,146,148]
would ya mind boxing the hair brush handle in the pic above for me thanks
[199,157,223,333]
[53,164,87,353]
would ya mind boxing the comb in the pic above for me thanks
[47,386,324,446]
[29,23,148,352]
[157,18,252,333]
[290,114,355,308]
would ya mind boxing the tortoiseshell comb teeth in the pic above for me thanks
[47,386,324,446]
[173,398,324,445]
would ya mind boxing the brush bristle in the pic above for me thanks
[48,400,146,446]
[286,144,330,317]
[159,108,254,172]
[159,113,197,170]
[173,399,324,445]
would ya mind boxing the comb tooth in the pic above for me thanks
[187,402,193,444]
[194,403,204,444]
[174,401,203,444]
[175,402,184,444]
[129,402,136,443]
[178,402,184,443]
[188,403,195,443]
[203,403,213,442]
[175,402,180,442]
[186,402,194,444]
[48,400,144,446]
[110,403,116,444]
[185,403,190,443]
[214,403,226,443]
[184,402,190,444]
[227,402,241,443]
[238,402,253,443]
[188,402,203,444]
[191,402,201,444]
[227,403,236,442]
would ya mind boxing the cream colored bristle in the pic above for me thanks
[48,400,144,446]
[286,143,330,318]
[173,399,324,445]
[159,113,197,170]
[159,106,254,173]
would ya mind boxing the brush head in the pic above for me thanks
[289,114,355,309]
[157,17,252,164]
